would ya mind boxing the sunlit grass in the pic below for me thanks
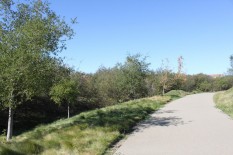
[165,90,191,99]
[0,96,172,155]
[214,88,233,118]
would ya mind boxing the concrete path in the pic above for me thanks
[114,93,233,155]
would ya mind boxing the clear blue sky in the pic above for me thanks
[50,0,233,74]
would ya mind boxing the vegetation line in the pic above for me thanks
[0,95,174,155]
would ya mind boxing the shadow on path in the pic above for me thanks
[134,109,190,132]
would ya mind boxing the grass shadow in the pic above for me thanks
[0,144,23,155]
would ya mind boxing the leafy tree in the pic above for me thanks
[93,54,150,105]
[120,54,150,100]
[71,72,100,108]
[213,76,233,91]
[157,59,173,95]
[193,74,213,92]
[50,78,78,118]
[173,56,186,90]
[0,0,74,141]
[199,81,212,92]
[93,67,125,106]
[182,75,196,92]
[145,71,159,96]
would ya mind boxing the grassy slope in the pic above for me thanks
[165,90,191,99]
[214,87,233,118]
[0,96,172,155]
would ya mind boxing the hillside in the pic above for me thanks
[214,88,233,118]
[0,96,172,155]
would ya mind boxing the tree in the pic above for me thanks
[120,54,150,100]
[228,55,233,75]
[93,66,124,106]
[193,74,213,92]
[145,71,159,96]
[93,54,150,105]
[182,75,196,92]
[50,78,78,118]
[71,72,100,108]
[158,59,173,95]
[0,0,74,141]
[213,76,233,91]
[173,56,186,90]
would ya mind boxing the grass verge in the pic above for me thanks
[0,96,172,155]
[214,87,233,118]
[165,90,191,99]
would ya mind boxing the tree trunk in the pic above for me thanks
[7,107,14,141]
[68,103,70,119]
[162,84,165,96]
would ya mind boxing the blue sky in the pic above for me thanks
[50,0,233,74]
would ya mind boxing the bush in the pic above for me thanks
[165,90,190,98]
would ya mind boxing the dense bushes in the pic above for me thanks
[92,54,149,105]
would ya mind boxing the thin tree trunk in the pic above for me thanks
[68,103,70,118]
[162,84,165,96]
[7,107,14,141]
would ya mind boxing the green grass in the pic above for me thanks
[0,96,172,155]
[214,87,233,118]
[165,90,190,99]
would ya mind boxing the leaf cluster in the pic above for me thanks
[0,0,74,108]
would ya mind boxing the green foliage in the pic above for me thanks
[155,68,174,95]
[50,78,78,118]
[0,0,74,140]
[181,75,196,92]
[71,72,100,107]
[199,80,212,92]
[193,74,213,91]
[0,129,6,142]
[145,71,160,96]
[120,54,150,99]
[93,54,150,106]
[93,67,124,106]
[213,76,233,91]
[0,96,171,155]
[50,78,78,105]
[180,74,213,92]
[0,0,74,108]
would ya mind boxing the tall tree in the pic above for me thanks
[158,59,173,95]
[120,54,150,100]
[173,56,186,90]
[228,55,233,75]
[0,0,74,141]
